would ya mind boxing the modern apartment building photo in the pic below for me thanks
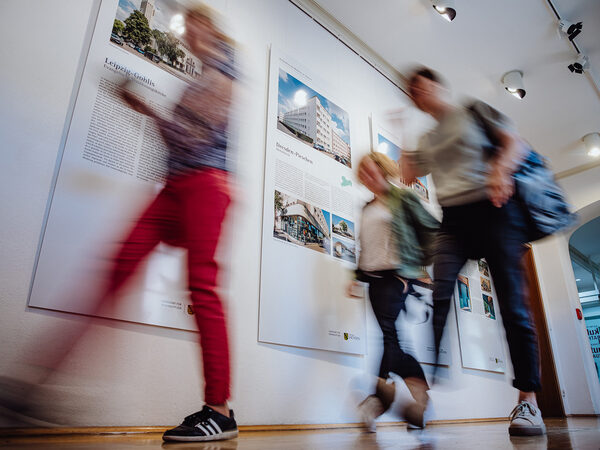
[277,69,351,168]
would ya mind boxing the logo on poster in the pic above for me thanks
[344,332,360,342]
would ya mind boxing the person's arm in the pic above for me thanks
[487,128,525,208]
[473,101,528,208]
[120,83,158,119]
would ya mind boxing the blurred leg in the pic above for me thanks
[177,169,231,406]
[432,232,468,364]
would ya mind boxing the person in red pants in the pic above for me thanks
[117,4,238,442]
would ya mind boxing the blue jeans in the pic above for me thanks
[433,199,541,392]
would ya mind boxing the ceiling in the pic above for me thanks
[312,0,600,174]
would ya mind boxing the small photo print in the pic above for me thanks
[481,276,492,293]
[273,190,331,255]
[457,275,472,312]
[332,237,356,263]
[483,294,496,320]
[478,259,490,277]
[332,214,355,240]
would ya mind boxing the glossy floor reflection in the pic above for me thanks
[1,418,599,449]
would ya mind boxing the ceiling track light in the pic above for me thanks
[430,0,456,22]
[583,133,600,158]
[559,19,583,41]
[568,54,589,74]
[502,71,526,99]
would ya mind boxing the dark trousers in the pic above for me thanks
[432,199,541,392]
[368,273,427,382]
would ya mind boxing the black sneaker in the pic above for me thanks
[163,405,238,442]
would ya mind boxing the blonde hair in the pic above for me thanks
[187,3,235,46]
[359,152,400,180]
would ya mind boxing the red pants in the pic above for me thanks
[107,168,231,405]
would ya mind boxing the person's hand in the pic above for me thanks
[487,166,514,208]
[346,280,365,298]
[119,83,153,117]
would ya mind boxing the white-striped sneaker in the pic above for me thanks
[163,406,238,442]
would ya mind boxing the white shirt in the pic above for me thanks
[358,198,400,272]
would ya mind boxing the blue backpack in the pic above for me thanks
[468,103,578,242]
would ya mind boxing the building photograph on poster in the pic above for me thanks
[277,69,352,168]
[331,214,355,240]
[482,294,496,320]
[332,237,356,263]
[273,190,331,255]
[457,274,472,312]
[478,259,490,277]
[112,0,202,82]
[370,117,429,202]
[375,133,401,161]
[481,276,492,293]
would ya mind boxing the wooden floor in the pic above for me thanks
[1,418,599,449]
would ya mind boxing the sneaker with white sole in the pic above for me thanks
[357,395,385,433]
[508,401,546,436]
[163,405,238,442]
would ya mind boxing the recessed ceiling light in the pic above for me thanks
[430,0,456,22]
[583,133,600,158]
[502,71,526,99]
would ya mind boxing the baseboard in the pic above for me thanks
[0,417,511,437]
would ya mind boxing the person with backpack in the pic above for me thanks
[401,66,547,436]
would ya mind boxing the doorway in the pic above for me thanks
[568,216,600,386]
[523,247,566,417]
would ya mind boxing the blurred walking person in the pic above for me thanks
[112,4,238,442]
[402,66,545,436]
[350,152,438,431]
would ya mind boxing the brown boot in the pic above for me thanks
[403,377,429,428]
[374,377,396,411]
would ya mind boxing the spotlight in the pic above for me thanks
[502,71,526,99]
[568,54,589,74]
[559,20,583,41]
[583,133,600,158]
[430,0,456,22]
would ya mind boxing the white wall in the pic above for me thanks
[1,0,589,427]
[531,166,600,415]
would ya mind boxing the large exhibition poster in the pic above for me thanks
[454,259,506,372]
[29,0,203,330]
[258,48,366,355]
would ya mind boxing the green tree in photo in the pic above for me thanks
[339,220,348,233]
[152,30,184,66]
[124,10,152,46]
[112,19,125,36]
[274,191,287,224]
